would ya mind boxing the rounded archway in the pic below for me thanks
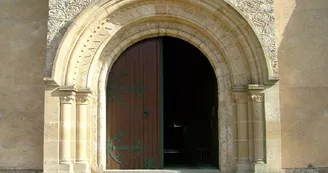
[104,35,220,169]
[44,1,282,173]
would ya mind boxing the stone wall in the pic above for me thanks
[275,0,328,168]
[0,0,328,171]
[0,0,48,169]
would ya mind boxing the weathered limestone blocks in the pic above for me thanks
[233,85,267,172]
[233,91,249,162]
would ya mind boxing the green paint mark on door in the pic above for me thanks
[107,130,146,166]
[145,158,156,169]
[107,72,147,106]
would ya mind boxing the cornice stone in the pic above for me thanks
[43,77,59,87]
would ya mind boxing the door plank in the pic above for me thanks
[142,38,161,169]
[106,38,162,169]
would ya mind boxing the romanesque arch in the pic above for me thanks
[44,1,281,173]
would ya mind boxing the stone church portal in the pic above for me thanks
[44,0,281,172]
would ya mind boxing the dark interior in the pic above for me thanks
[162,36,218,168]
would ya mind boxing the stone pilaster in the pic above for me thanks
[43,78,60,173]
[233,91,249,161]
[233,89,252,172]
[249,85,266,164]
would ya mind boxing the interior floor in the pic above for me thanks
[162,36,218,169]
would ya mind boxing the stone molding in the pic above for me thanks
[46,0,278,81]
[43,77,59,87]
[49,0,273,89]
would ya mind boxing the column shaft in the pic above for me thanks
[233,91,249,162]
[76,92,91,163]
[237,103,248,160]
[59,92,76,163]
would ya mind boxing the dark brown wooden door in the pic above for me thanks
[106,38,162,169]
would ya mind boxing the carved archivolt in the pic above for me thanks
[50,0,276,89]
[47,0,278,80]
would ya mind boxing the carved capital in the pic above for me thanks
[59,85,77,104]
[76,94,91,105]
[250,94,264,103]
[248,84,264,103]
[76,88,93,105]
[60,93,76,104]
[232,91,248,104]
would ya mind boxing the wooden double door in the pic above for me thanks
[106,38,162,169]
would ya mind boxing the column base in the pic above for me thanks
[74,163,90,173]
[235,161,253,173]
[254,162,283,173]
[96,165,105,173]
[254,169,283,173]
[59,163,73,173]
[254,159,266,164]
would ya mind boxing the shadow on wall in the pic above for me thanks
[277,0,328,169]
[0,0,49,169]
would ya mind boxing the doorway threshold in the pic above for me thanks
[105,169,219,173]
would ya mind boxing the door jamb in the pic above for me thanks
[160,37,164,168]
